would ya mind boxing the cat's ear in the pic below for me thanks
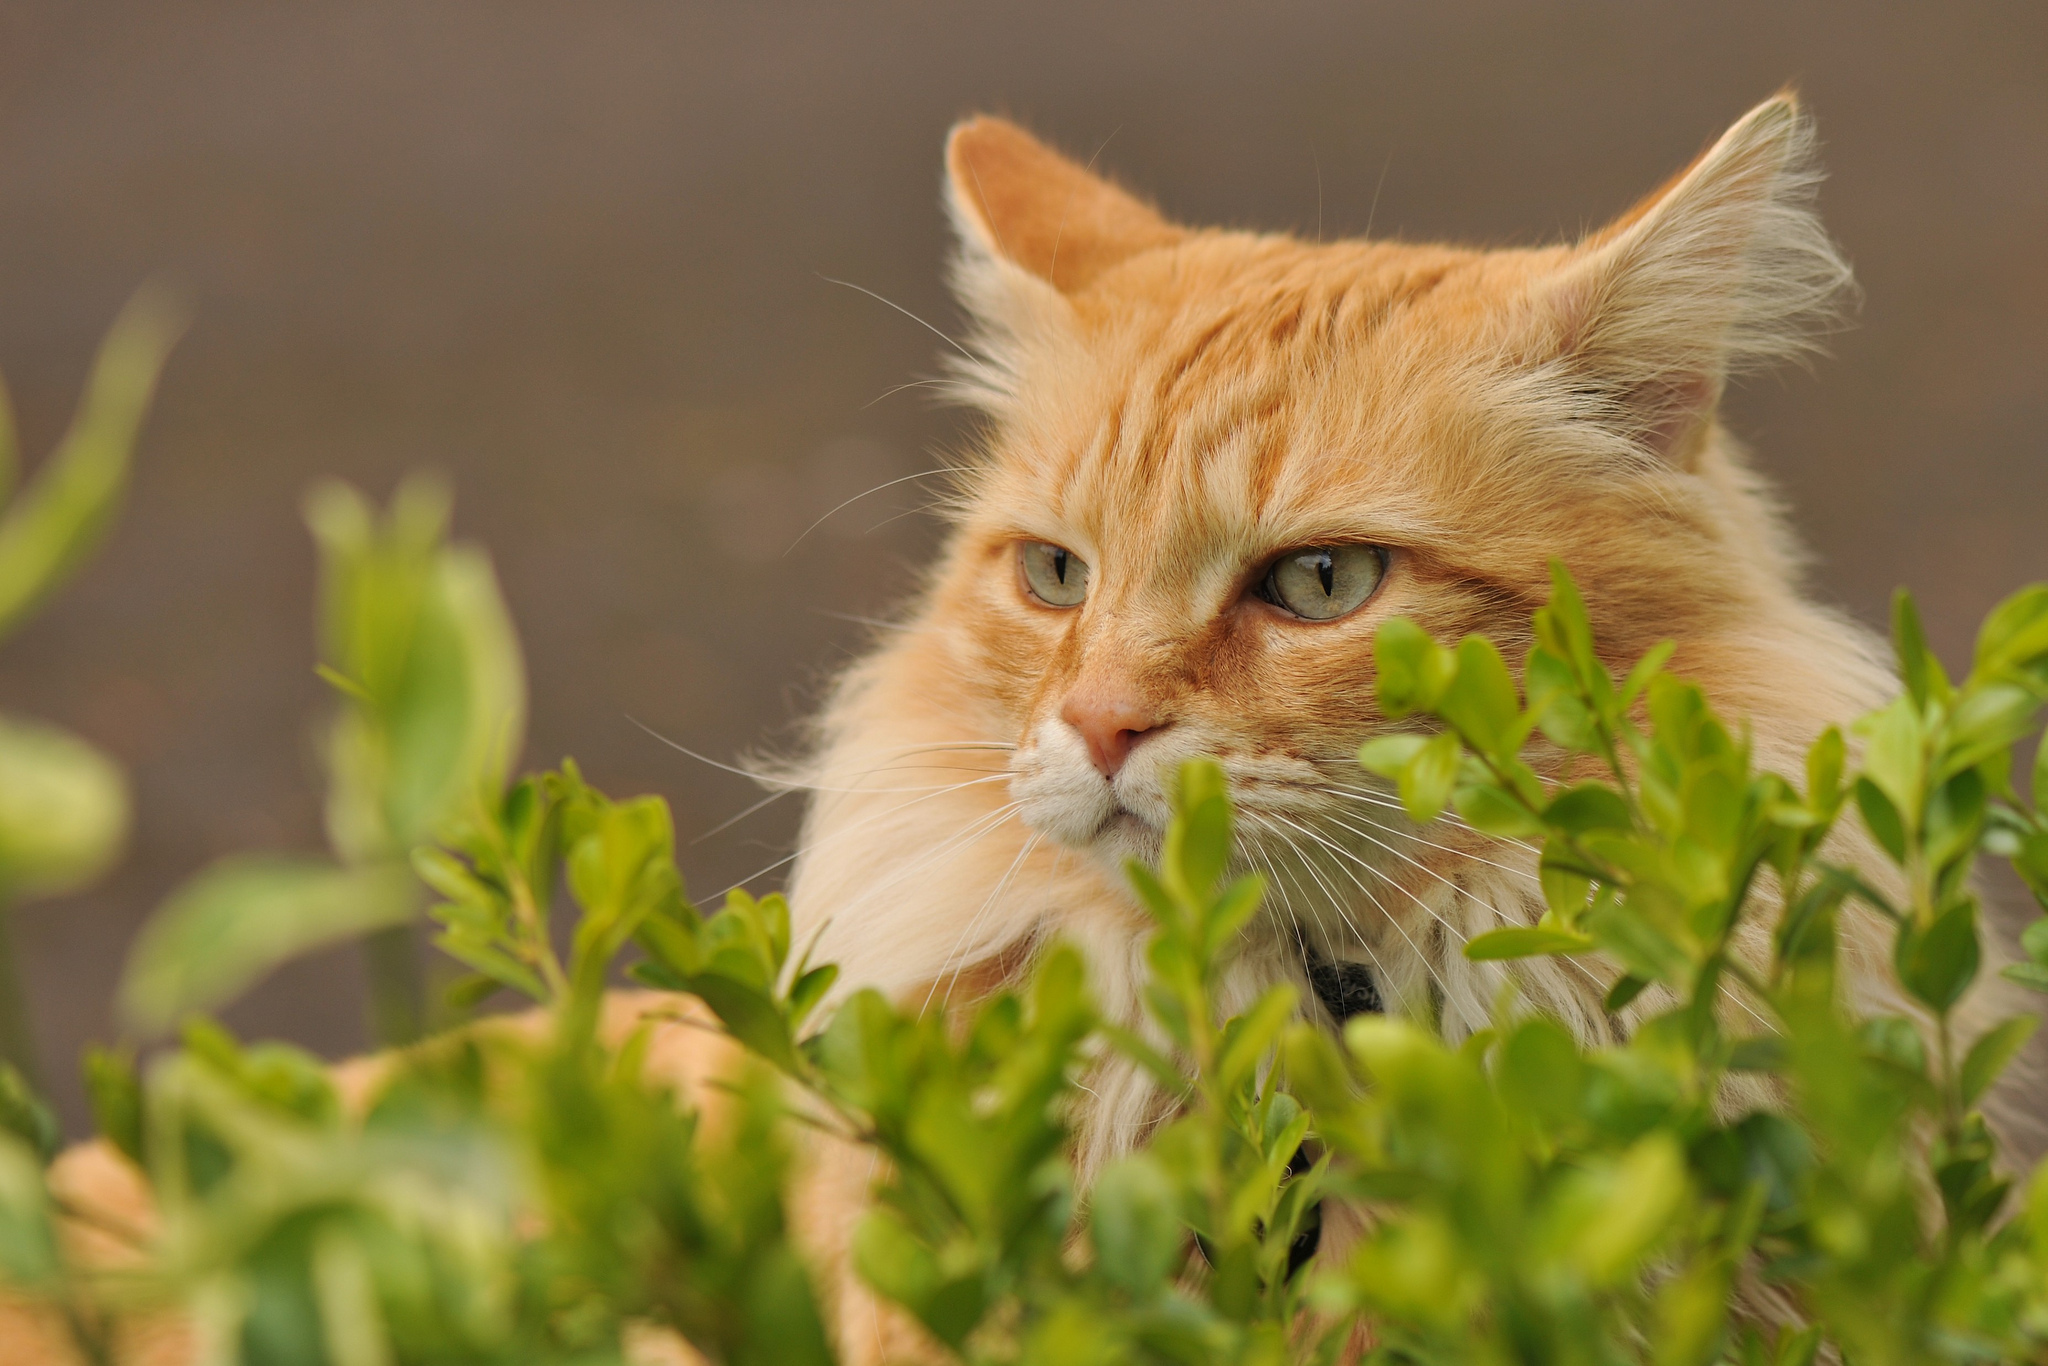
[945,117,1183,294]
[1539,94,1854,466]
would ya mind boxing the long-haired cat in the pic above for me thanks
[3,94,2025,1365]
[788,92,1928,1168]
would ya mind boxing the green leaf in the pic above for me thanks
[1497,1019,1587,1132]
[1564,1134,1688,1286]
[1543,783,1633,834]
[1451,781,1547,839]
[1584,895,1692,985]
[1892,589,1951,708]
[1373,616,1456,718]
[1805,726,1846,817]
[1091,1154,1184,1298]
[2000,961,2048,994]
[1896,900,1981,1013]
[1604,974,1650,1012]
[310,476,528,862]
[1398,731,1462,825]
[1727,1035,1788,1074]
[1960,1015,2037,1106]
[1973,583,2048,680]
[1214,985,1299,1093]
[1435,635,1523,757]
[83,1046,144,1167]
[120,855,420,1031]
[788,963,840,1026]
[1356,733,1427,777]
[0,1134,57,1286]
[2023,917,2048,967]
[1164,758,1233,901]
[1463,927,1596,961]
[0,1065,56,1165]
[2035,725,2048,816]
[1853,777,1909,863]
[0,288,182,642]
[1619,640,1675,708]
[686,974,801,1074]
[0,712,128,899]
[1536,560,1602,689]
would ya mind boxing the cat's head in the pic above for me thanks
[920,96,1853,885]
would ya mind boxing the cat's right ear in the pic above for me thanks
[944,118,1183,296]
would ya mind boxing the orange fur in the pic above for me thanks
[5,96,2025,1365]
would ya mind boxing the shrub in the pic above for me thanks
[2,324,2048,1361]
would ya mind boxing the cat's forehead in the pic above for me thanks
[978,234,1561,555]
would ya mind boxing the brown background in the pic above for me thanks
[0,1,2043,1127]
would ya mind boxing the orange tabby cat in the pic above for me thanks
[5,93,2020,1364]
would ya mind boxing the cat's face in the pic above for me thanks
[920,102,1846,904]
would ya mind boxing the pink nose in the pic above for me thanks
[1060,685,1165,779]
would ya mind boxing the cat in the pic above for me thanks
[2,93,2023,1365]
[787,93,1940,1181]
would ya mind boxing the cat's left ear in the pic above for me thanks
[1540,94,1854,467]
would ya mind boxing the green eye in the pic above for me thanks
[1019,541,1089,607]
[1259,545,1386,621]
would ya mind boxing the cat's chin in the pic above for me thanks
[1085,806,1164,867]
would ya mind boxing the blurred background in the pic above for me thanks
[0,1,2042,1126]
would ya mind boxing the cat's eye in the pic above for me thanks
[1257,545,1386,621]
[1019,541,1090,607]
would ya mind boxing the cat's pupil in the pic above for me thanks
[1052,548,1068,584]
[1315,551,1333,597]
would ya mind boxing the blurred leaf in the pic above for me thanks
[310,477,527,862]
[1960,1015,2037,1107]
[1397,731,1461,825]
[0,712,128,899]
[1895,900,1981,1013]
[1464,927,1596,961]
[0,1133,57,1286]
[1091,1154,1184,1298]
[1892,589,1951,708]
[1973,583,2048,681]
[0,1064,56,1165]
[1373,617,1454,718]
[83,1045,143,1167]
[0,287,183,641]
[121,855,419,1031]
[1544,783,1633,834]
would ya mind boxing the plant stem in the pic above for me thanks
[0,896,39,1085]
[364,922,424,1046]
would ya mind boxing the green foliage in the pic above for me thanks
[0,292,180,1082]
[5,476,2048,1366]
[0,291,181,898]
[120,477,526,1043]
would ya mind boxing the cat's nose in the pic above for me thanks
[1060,686,1164,779]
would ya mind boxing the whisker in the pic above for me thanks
[818,800,1028,926]
[1320,781,1541,858]
[632,718,1013,794]
[710,785,1017,898]
[812,608,909,632]
[816,274,978,361]
[860,378,947,410]
[784,468,958,555]
[688,787,792,847]
[927,830,1044,1013]
[1263,812,1450,1001]
[1316,789,1543,878]
[1308,806,1771,1032]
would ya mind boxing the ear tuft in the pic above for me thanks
[945,117,1182,294]
[1542,94,1856,466]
